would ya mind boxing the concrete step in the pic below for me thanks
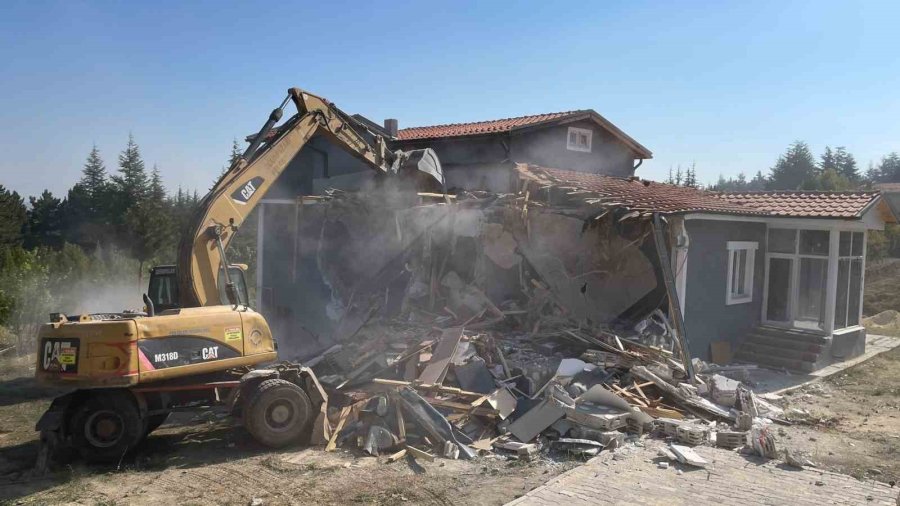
[754,325,828,344]
[733,349,816,373]
[743,333,825,354]
[737,341,821,363]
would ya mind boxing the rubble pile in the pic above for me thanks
[302,315,795,464]
[283,168,798,467]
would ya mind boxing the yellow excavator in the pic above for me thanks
[34,87,444,463]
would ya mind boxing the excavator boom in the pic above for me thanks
[177,87,443,307]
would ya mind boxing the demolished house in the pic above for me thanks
[243,108,896,463]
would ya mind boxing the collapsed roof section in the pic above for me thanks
[516,164,893,222]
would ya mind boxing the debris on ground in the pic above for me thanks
[274,172,812,468]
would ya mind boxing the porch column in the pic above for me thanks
[824,228,840,335]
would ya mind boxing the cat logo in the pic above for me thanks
[231,176,264,205]
[42,338,79,373]
[202,346,219,360]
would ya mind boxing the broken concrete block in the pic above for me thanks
[735,412,753,431]
[551,438,603,457]
[669,443,708,467]
[709,374,740,407]
[443,440,460,460]
[565,402,629,431]
[655,417,683,437]
[715,430,747,449]
[675,424,709,446]
[569,427,625,449]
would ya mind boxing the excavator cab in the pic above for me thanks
[148,264,250,311]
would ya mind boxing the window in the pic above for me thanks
[566,127,592,152]
[726,241,757,305]
[834,231,864,329]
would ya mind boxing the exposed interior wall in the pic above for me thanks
[257,191,659,360]
[682,219,767,360]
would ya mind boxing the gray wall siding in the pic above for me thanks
[683,219,767,360]
[264,135,374,199]
[511,120,636,176]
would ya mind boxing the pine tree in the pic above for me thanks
[125,164,171,287]
[674,165,683,186]
[684,162,698,187]
[749,171,768,190]
[228,138,243,168]
[0,185,26,250]
[877,153,900,182]
[665,166,675,185]
[24,190,64,250]
[112,133,149,200]
[833,147,858,182]
[820,146,836,172]
[81,144,107,200]
[767,141,817,190]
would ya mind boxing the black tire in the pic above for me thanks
[144,413,170,436]
[69,390,144,464]
[244,379,312,448]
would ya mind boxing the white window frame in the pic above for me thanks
[726,241,758,305]
[566,127,592,152]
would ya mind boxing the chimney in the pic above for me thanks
[384,118,399,137]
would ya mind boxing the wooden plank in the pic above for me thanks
[372,379,485,399]
[385,448,407,463]
[405,444,435,462]
[418,328,464,385]
[651,213,695,382]
[422,397,499,417]
[325,406,352,452]
[395,402,406,441]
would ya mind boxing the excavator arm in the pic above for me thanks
[176,87,444,308]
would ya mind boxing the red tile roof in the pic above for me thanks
[397,111,579,141]
[397,110,653,158]
[717,191,881,219]
[519,165,762,215]
[518,165,886,220]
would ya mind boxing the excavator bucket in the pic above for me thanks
[394,148,445,193]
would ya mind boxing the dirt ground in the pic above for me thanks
[772,345,900,484]
[2,345,899,504]
[0,353,576,506]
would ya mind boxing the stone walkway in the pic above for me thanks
[509,441,899,506]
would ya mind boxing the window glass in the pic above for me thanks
[851,232,864,256]
[799,230,829,256]
[834,258,850,329]
[797,257,828,330]
[839,231,852,256]
[767,228,796,253]
[848,258,862,326]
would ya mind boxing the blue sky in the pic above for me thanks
[1,0,899,199]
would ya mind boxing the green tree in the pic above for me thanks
[683,162,698,188]
[833,147,858,182]
[0,185,26,250]
[876,152,900,182]
[112,133,149,200]
[767,141,817,190]
[24,190,65,250]
[124,165,172,285]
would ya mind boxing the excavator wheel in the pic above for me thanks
[69,390,144,464]
[244,379,312,448]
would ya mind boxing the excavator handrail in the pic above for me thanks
[176,87,444,308]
